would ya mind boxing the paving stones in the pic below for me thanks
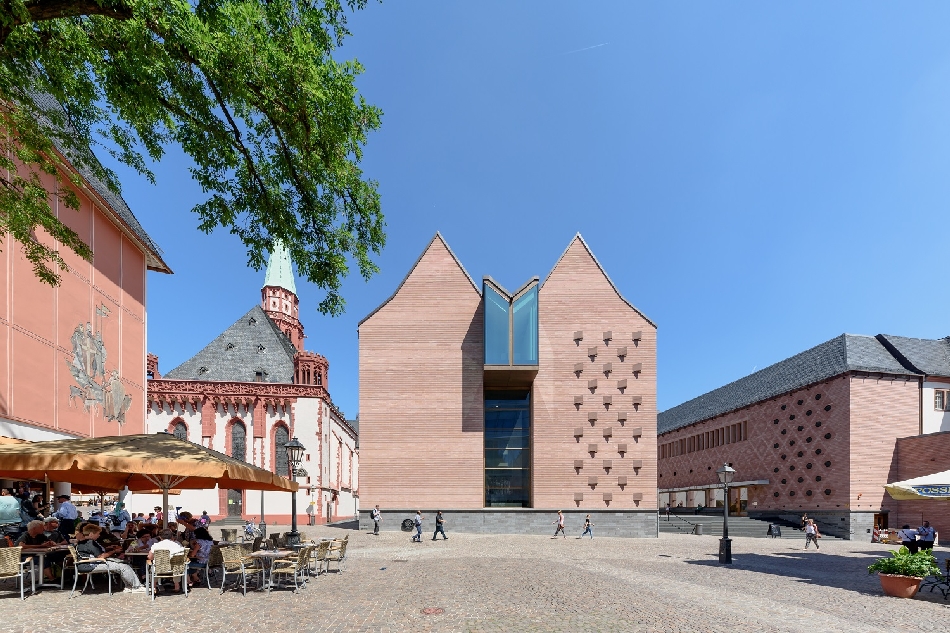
[0,526,947,633]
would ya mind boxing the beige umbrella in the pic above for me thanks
[884,469,950,501]
[0,433,297,526]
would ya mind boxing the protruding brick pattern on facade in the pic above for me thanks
[534,238,657,511]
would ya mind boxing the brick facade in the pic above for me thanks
[359,234,658,535]
[887,431,950,537]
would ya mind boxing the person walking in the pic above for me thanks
[306,501,315,526]
[804,519,820,550]
[432,511,448,540]
[800,513,809,531]
[580,515,594,539]
[664,503,671,521]
[552,510,566,539]
[412,510,425,542]
[917,521,936,551]
[371,504,381,535]
[898,524,919,554]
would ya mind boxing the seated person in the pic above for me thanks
[43,517,69,544]
[177,511,197,543]
[187,527,215,586]
[147,529,186,593]
[97,526,123,552]
[16,520,56,581]
[126,528,157,579]
[76,524,145,593]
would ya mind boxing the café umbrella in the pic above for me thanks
[0,433,297,526]
[884,469,950,501]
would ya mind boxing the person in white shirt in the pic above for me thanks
[916,521,936,551]
[148,529,186,592]
[898,524,919,554]
[54,494,78,535]
[804,519,820,550]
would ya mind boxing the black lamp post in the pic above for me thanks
[716,463,736,564]
[285,437,306,545]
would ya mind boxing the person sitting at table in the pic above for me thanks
[126,528,156,579]
[97,525,123,552]
[76,524,146,593]
[147,529,186,593]
[177,511,197,543]
[16,520,57,581]
[187,527,214,586]
[43,517,69,544]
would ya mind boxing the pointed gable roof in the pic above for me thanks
[164,305,298,383]
[358,232,479,327]
[541,233,656,328]
[262,240,297,294]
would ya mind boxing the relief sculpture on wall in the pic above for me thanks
[66,304,132,424]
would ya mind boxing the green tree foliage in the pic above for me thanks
[0,0,383,314]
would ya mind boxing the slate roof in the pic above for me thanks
[164,305,298,383]
[877,335,950,378]
[30,92,170,273]
[657,334,920,435]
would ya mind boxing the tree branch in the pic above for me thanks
[25,0,133,22]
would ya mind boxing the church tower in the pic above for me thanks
[261,240,305,350]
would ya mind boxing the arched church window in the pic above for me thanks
[274,425,289,476]
[172,421,187,441]
[231,422,246,462]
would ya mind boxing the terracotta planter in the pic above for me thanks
[878,573,923,598]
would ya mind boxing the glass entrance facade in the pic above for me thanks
[485,389,531,507]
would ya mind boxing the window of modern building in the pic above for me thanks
[512,285,538,365]
[484,285,511,365]
[484,389,531,507]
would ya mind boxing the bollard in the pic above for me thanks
[693,523,703,535]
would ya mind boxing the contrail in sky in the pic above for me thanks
[560,42,609,56]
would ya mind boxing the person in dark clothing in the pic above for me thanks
[432,511,447,540]
[76,524,144,591]
[16,520,57,581]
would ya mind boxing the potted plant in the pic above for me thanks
[867,546,941,598]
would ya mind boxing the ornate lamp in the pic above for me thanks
[716,463,736,564]
[285,437,306,544]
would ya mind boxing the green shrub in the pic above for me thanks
[867,546,941,578]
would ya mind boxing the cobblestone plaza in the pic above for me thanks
[2,526,947,632]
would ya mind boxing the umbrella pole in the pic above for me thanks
[162,487,169,529]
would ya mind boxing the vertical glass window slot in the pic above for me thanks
[484,285,511,365]
[512,286,538,365]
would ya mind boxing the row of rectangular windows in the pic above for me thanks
[658,421,748,459]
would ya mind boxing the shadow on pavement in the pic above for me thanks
[684,548,950,605]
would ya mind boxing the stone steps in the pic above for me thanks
[658,514,840,539]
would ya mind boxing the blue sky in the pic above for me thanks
[114,2,950,419]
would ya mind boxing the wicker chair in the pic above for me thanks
[324,536,349,573]
[309,540,331,576]
[0,547,34,600]
[270,546,311,593]
[65,545,114,598]
[148,549,188,600]
[218,545,263,596]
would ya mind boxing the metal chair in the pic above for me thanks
[270,546,311,593]
[218,545,263,596]
[65,545,113,598]
[324,536,349,573]
[148,549,188,600]
[0,547,34,600]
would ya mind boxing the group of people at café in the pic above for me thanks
[871,520,937,550]
[2,488,217,594]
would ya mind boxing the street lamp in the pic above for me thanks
[716,463,736,564]
[285,437,306,545]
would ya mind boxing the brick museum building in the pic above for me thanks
[358,233,658,537]
[657,333,950,539]
[143,243,358,524]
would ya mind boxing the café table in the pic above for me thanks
[246,549,292,591]
[20,545,70,589]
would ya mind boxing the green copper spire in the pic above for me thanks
[263,239,297,294]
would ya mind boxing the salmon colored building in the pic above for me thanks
[656,333,950,540]
[0,139,171,445]
[358,233,658,537]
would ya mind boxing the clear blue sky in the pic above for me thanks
[110,2,950,419]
